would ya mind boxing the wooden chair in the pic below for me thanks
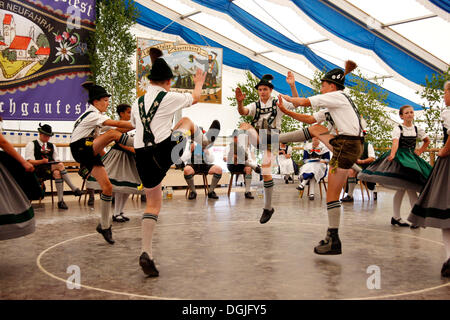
[38,176,55,206]
[299,177,327,199]
[185,172,209,198]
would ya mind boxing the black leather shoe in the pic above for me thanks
[260,208,274,224]
[391,217,410,227]
[139,252,159,277]
[74,188,82,197]
[208,191,219,199]
[341,195,354,202]
[188,191,197,200]
[308,195,315,201]
[314,228,342,255]
[285,179,289,184]
[112,215,127,223]
[120,212,130,221]
[245,192,254,199]
[441,258,450,278]
[96,224,115,244]
[373,192,377,201]
[204,120,221,147]
[57,201,68,210]
[296,185,304,191]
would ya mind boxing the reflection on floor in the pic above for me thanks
[1,182,449,300]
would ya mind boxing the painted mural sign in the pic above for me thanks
[137,38,223,104]
[0,0,95,121]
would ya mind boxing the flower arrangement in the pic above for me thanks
[53,28,83,64]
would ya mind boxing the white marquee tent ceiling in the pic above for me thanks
[135,0,450,109]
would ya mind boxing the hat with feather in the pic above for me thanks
[321,60,357,89]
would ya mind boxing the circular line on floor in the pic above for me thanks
[36,220,449,300]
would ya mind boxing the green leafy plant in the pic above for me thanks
[416,67,450,148]
[88,0,139,118]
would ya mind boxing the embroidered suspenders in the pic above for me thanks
[139,91,167,146]
[251,99,278,128]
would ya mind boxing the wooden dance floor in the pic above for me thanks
[1,182,449,300]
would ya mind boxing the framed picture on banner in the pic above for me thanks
[137,38,223,104]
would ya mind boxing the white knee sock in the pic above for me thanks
[55,179,64,202]
[61,170,77,191]
[142,213,158,259]
[347,177,357,197]
[327,201,341,229]
[100,193,113,229]
[263,179,274,210]
[393,190,406,219]
[245,174,252,192]
[309,179,316,196]
[442,229,450,260]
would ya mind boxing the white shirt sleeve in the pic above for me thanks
[25,141,35,160]
[367,143,375,159]
[130,99,138,128]
[417,126,427,140]
[166,92,194,111]
[287,146,292,155]
[96,113,111,126]
[442,110,450,134]
[391,126,401,140]
[246,102,257,118]
[52,147,60,162]
[313,109,326,124]
[281,98,296,112]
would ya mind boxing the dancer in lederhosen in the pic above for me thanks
[131,48,220,277]
[70,83,135,244]
[408,81,450,277]
[0,117,42,241]
[86,103,143,222]
[235,74,296,224]
[358,105,432,228]
[278,61,364,255]
[297,137,330,200]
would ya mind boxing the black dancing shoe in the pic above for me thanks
[308,195,315,201]
[441,258,450,278]
[410,224,419,229]
[340,195,354,202]
[391,217,410,227]
[245,192,254,199]
[208,191,219,199]
[112,215,127,223]
[205,120,221,147]
[285,179,289,184]
[120,212,130,221]
[260,208,275,224]
[314,228,342,255]
[96,224,115,244]
[373,192,377,201]
[74,188,82,197]
[139,252,159,277]
[296,185,304,191]
[57,201,68,210]
[188,191,197,200]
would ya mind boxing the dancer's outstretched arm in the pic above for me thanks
[280,94,311,108]
[277,95,316,124]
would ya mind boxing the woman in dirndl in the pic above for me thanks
[408,81,450,277]
[0,117,42,240]
[86,104,144,222]
[358,105,432,228]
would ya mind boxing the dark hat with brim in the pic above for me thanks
[321,68,345,88]
[255,74,274,89]
[38,123,53,136]
[321,61,357,89]
[82,82,111,103]
[147,57,174,81]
